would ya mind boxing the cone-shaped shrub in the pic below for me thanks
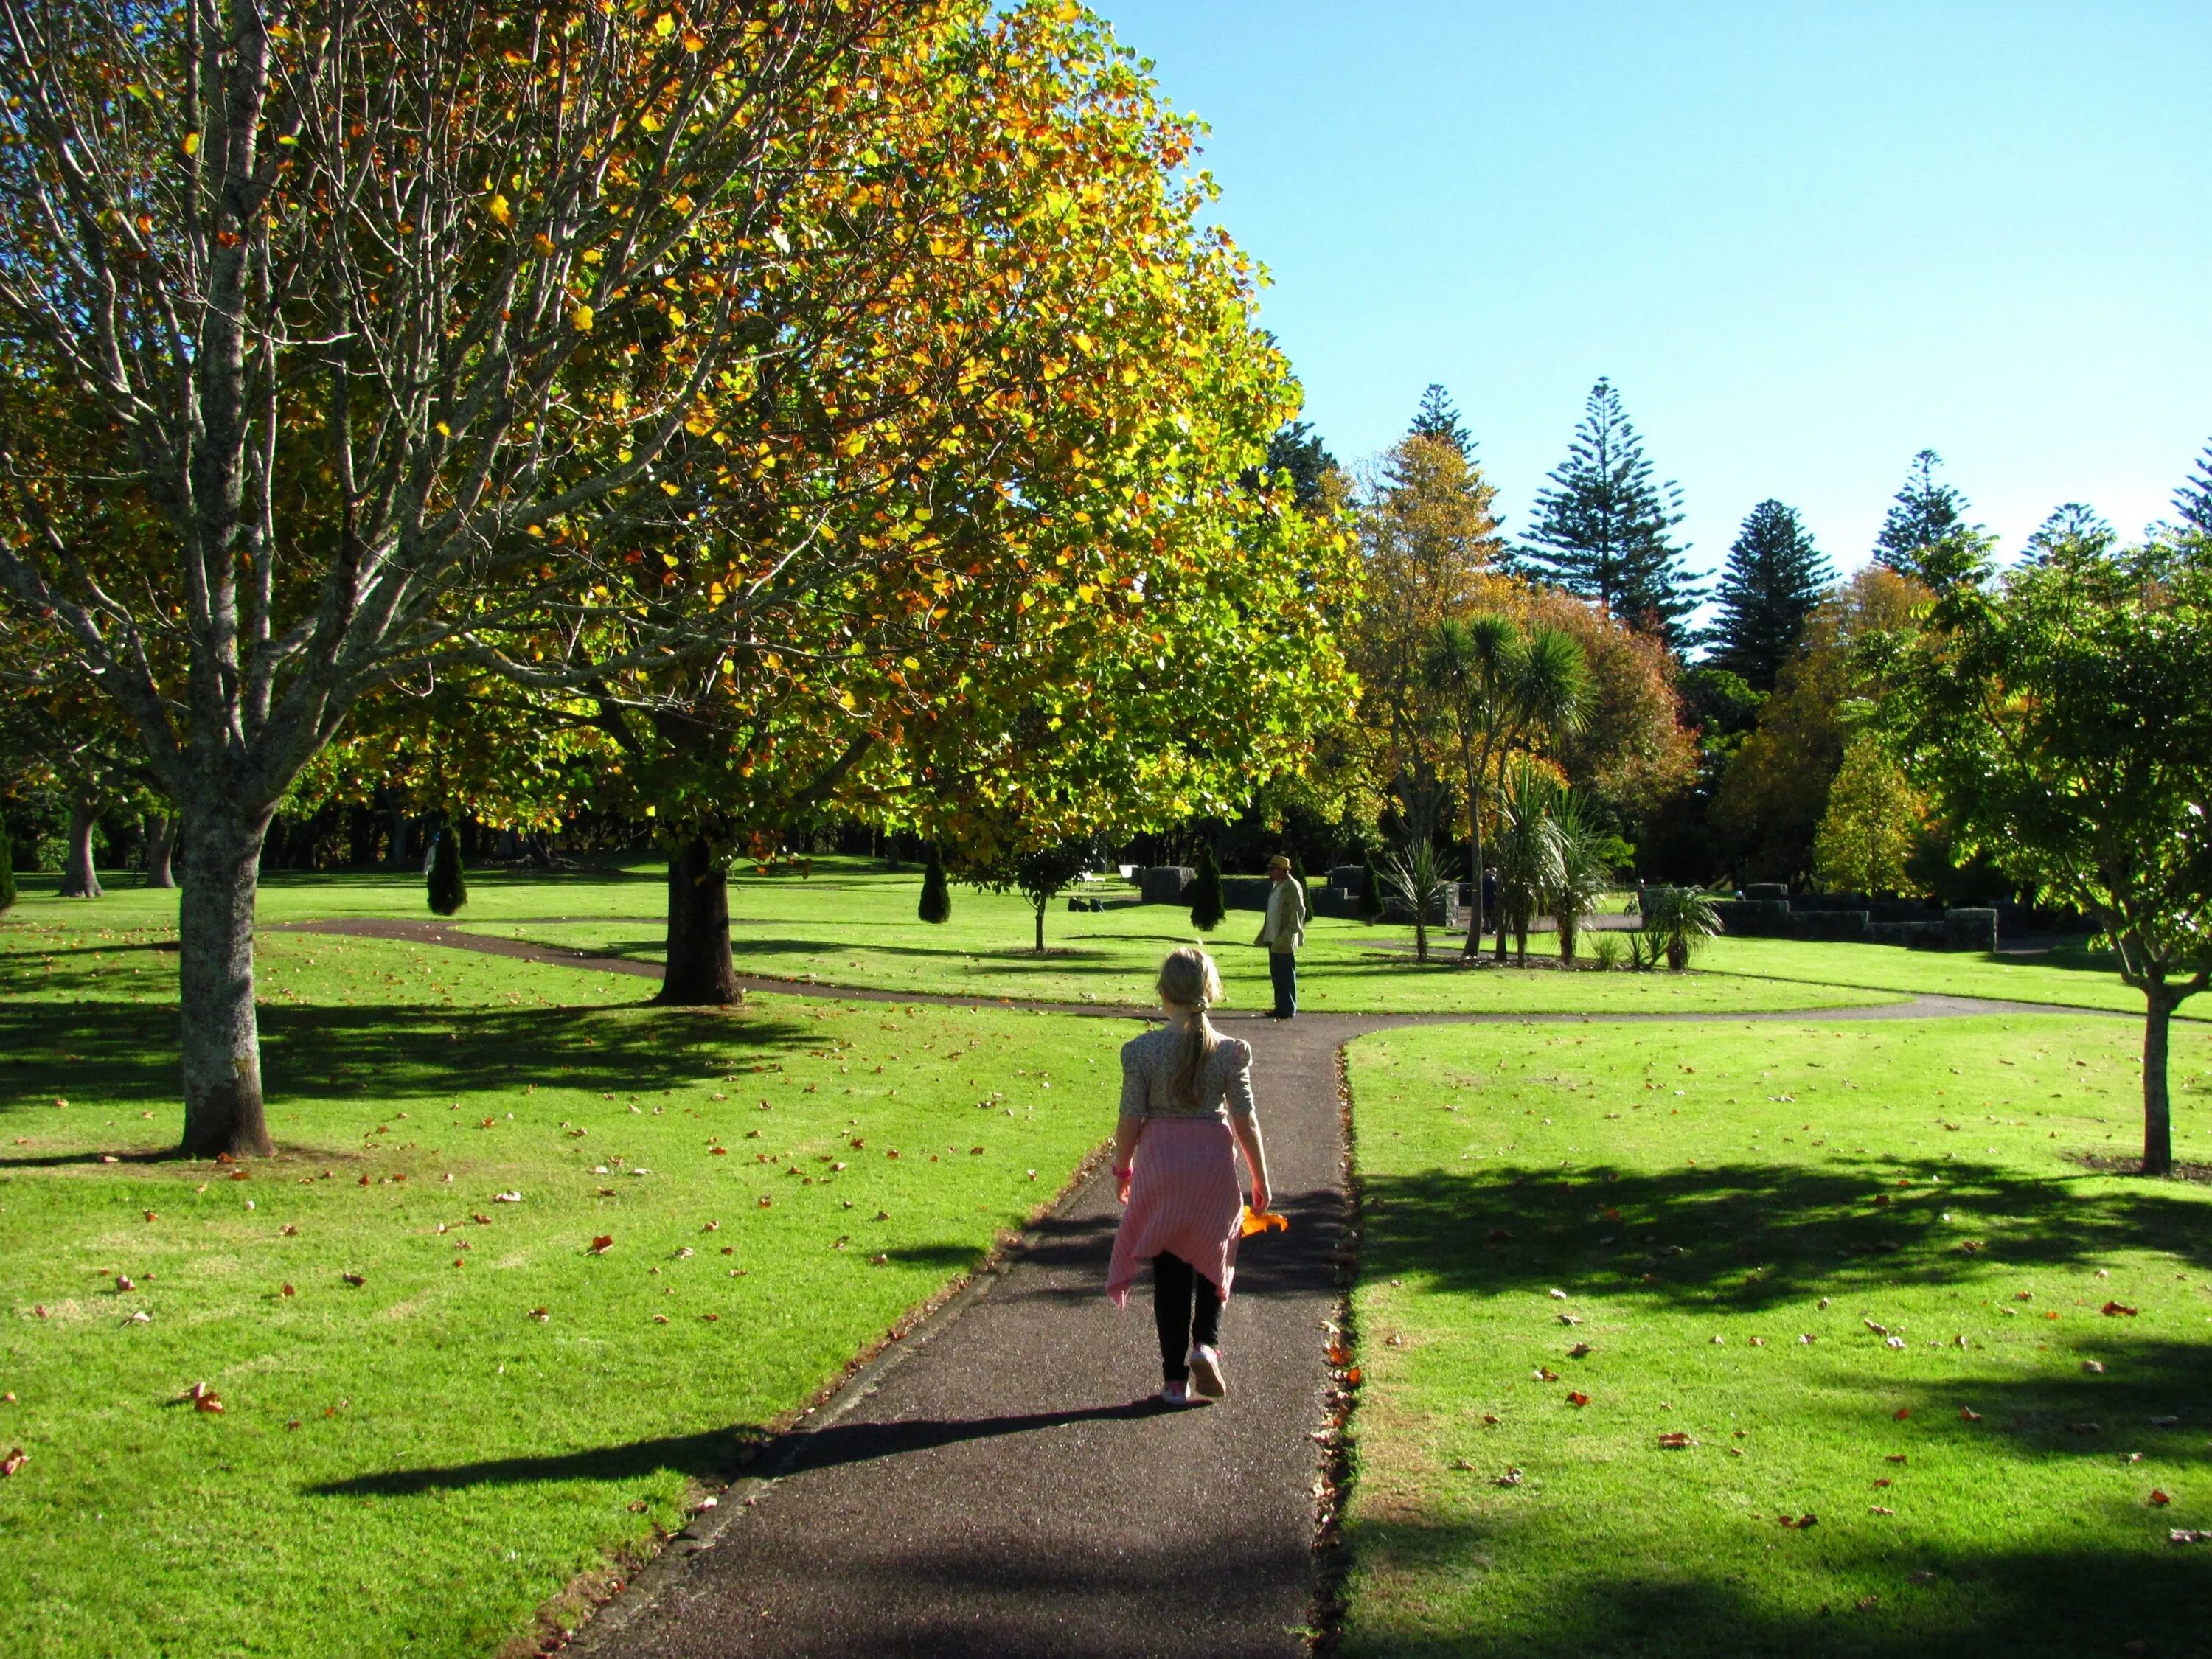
[1189,844,1225,931]
[918,846,952,924]
[1358,852,1384,923]
[0,827,15,914]
[427,825,468,916]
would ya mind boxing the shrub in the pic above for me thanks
[1639,885,1720,970]
[0,826,15,913]
[1358,852,1384,923]
[426,826,468,916]
[1590,932,1626,971]
[918,847,951,924]
[1189,844,1225,932]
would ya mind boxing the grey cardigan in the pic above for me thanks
[1117,1025,1256,1122]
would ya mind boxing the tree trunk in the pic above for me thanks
[1558,914,1577,964]
[178,808,274,1158]
[2141,987,2174,1177]
[144,814,178,888]
[658,835,740,1006]
[58,795,102,898]
[1413,914,1428,964]
[1462,815,1486,960]
[386,806,413,871]
[1033,900,1046,955]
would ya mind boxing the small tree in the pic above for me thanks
[427,827,468,918]
[1545,792,1629,964]
[918,847,952,925]
[1380,840,1450,964]
[1812,735,1924,895]
[1189,844,1226,932]
[1007,841,1095,955]
[1492,762,1567,964]
[1639,886,1720,970]
[1358,851,1385,923]
[0,825,15,913]
[1873,528,2212,1175]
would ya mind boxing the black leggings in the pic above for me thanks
[1151,1252,1222,1382]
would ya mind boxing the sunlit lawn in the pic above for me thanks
[1340,1015,2212,1658]
[0,914,1132,1658]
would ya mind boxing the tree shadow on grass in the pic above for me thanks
[1343,1518,2212,1659]
[1360,1157,2212,1312]
[0,994,814,1131]
[307,1401,1160,1499]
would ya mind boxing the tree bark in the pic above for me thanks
[2141,987,2174,1177]
[144,814,178,888]
[178,808,274,1158]
[1033,900,1046,955]
[658,835,740,1006]
[58,795,102,898]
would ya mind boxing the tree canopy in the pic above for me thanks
[1519,378,1699,646]
[1705,499,1832,691]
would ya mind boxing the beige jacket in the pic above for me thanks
[1256,877,1307,953]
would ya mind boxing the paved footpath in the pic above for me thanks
[280,920,2114,1656]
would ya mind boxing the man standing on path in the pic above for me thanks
[1256,852,1307,1018]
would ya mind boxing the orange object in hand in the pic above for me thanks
[1240,1206,1288,1237]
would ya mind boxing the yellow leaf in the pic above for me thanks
[487,193,513,226]
[181,132,201,157]
[660,481,680,495]
[653,12,675,36]
[570,303,594,332]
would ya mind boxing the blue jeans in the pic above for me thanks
[1268,949,1298,1018]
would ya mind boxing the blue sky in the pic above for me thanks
[1094,1,2212,584]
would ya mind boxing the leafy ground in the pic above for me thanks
[0,914,1133,1658]
[1339,1015,2212,1658]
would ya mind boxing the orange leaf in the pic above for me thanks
[1565,1391,1590,1407]
[0,1447,25,1478]
[590,1235,614,1254]
[1239,1206,1287,1237]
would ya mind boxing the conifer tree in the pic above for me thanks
[426,825,467,917]
[918,846,951,924]
[2025,503,2115,562]
[1265,420,1338,512]
[2172,439,2212,535]
[0,826,15,914]
[1358,851,1384,922]
[1520,378,1698,645]
[1189,842,1225,932]
[1705,500,1834,690]
[1409,383,1473,459]
[1874,450,1973,578]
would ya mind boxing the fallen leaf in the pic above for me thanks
[493,1191,521,1203]
[1885,1335,1907,1349]
[652,1314,669,1325]
[1893,1408,1910,1421]
[530,1307,551,1322]
[1864,1318,1890,1335]
[2102,1301,2140,1318]
[280,1224,297,1237]
[1568,1343,1593,1359]
[116,1275,135,1293]
[1565,1391,1590,1407]
[2083,1360,2106,1374]
[1239,1206,1288,1237]
[143,1211,157,1222]
[280,1284,294,1298]
[1657,1431,1697,1449]
[1534,1366,1559,1382]
[590,1235,614,1255]
[341,1272,366,1287]
[1548,1287,1568,1300]
[1868,1504,1896,1514]
[2171,1529,2211,1545]
[2149,1489,2171,1506]
[1961,1408,1983,1422]
[1777,1513,1818,1529]
[1494,1466,1524,1486]
[757,1195,772,1208]
[1886,1454,1907,1464]
[0,1448,24,1478]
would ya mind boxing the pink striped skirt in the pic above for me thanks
[1107,1116,1244,1307]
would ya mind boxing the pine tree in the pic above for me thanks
[2172,439,2212,535]
[1520,378,1698,645]
[1705,500,1834,690]
[1189,843,1225,932]
[1265,420,1338,512]
[0,825,15,914]
[1408,383,1472,459]
[918,846,951,924]
[426,824,468,916]
[2024,502,2115,563]
[1874,450,1972,577]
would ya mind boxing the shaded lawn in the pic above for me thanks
[0,917,1135,1659]
[7,862,1893,1015]
[1340,1015,2212,1659]
[1700,933,2207,1021]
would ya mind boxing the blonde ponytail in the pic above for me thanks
[1158,946,1224,1110]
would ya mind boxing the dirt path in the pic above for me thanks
[276,917,2121,1657]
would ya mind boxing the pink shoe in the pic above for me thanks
[1155,1380,1193,1407]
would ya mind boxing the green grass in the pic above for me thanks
[1701,933,2205,1020]
[1339,1015,2212,1658]
[0,912,1132,1658]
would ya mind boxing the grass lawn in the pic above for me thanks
[0,911,1134,1658]
[1701,934,2206,1021]
[1339,1015,2212,1658]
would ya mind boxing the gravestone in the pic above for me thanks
[1141,866,1195,905]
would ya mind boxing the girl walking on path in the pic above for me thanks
[1107,947,1274,1407]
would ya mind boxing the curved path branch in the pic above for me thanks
[274,918,2118,1658]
